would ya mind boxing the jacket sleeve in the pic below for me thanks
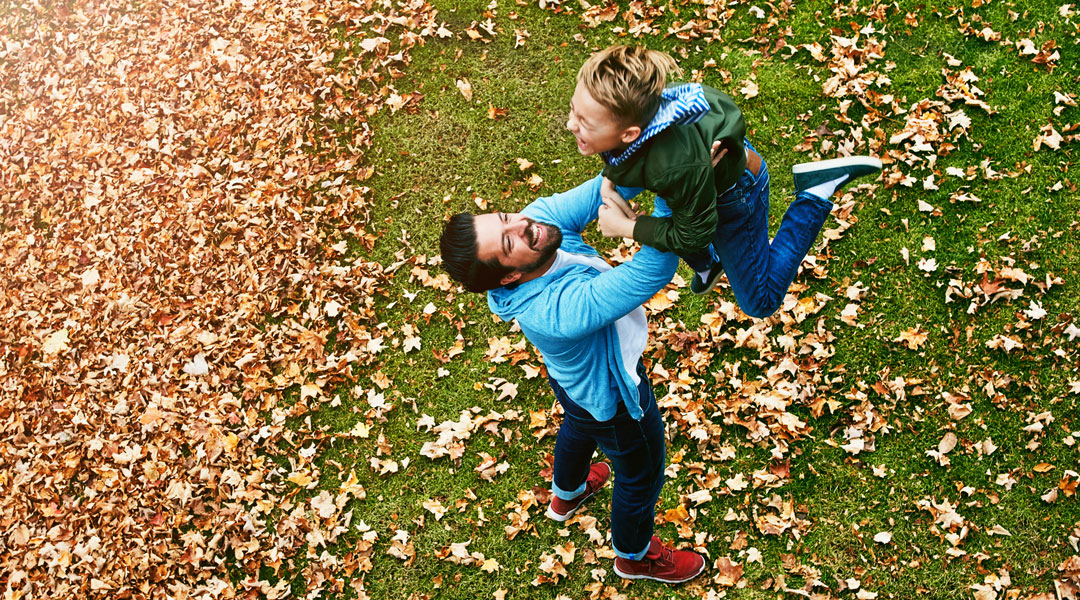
[631,164,718,254]
[521,174,605,236]
[540,247,678,340]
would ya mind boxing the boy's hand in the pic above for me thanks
[598,196,636,239]
[710,140,728,167]
[600,177,637,219]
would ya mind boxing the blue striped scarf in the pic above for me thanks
[603,83,711,167]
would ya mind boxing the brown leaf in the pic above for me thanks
[714,557,743,586]
[487,103,508,120]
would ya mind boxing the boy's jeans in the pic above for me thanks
[679,138,834,318]
[548,362,665,561]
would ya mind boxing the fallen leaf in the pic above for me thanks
[456,78,473,101]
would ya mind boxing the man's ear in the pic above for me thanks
[499,271,523,286]
[620,125,642,145]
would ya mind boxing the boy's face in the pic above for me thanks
[566,81,641,157]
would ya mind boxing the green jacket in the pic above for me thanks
[602,84,746,255]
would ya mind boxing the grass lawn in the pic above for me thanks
[6,0,1077,599]
[317,0,1080,599]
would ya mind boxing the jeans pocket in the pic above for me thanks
[598,424,624,454]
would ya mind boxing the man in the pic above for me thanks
[439,175,706,584]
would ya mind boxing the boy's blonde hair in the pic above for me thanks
[577,45,682,127]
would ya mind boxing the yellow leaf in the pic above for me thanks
[287,472,313,487]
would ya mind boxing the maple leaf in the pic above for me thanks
[554,541,576,564]
[42,329,70,355]
[714,557,743,586]
[739,80,759,99]
[1034,123,1063,151]
[182,353,210,376]
[917,257,938,272]
[311,491,336,519]
[894,327,928,350]
[726,473,748,491]
[423,498,447,520]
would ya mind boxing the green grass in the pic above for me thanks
[279,0,1080,598]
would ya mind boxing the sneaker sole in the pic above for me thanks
[545,469,609,522]
[612,560,706,584]
[791,156,882,174]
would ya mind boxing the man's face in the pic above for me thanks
[474,212,562,280]
[566,81,641,156]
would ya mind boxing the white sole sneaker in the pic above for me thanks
[791,155,882,175]
[545,488,598,522]
[612,558,706,583]
[792,155,883,193]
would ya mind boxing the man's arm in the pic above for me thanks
[520,174,608,237]
[539,245,678,341]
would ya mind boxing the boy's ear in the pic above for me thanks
[620,126,642,145]
[499,271,523,286]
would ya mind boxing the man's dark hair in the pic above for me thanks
[440,213,514,293]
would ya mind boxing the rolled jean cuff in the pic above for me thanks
[613,541,650,561]
[797,190,833,210]
[552,480,586,501]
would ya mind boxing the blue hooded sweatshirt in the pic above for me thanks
[487,175,678,421]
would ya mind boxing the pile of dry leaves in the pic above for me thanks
[1,0,445,597]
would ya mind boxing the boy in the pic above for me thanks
[567,45,881,317]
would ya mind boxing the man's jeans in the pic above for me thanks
[548,363,665,561]
[681,138,834,318]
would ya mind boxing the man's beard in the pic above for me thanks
[520,219,562,273]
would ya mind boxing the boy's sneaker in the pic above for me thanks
[689,263,725,295]
[792,156,882,192]
[545,462,611,522]
[613,536,706,584]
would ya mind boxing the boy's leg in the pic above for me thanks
[712,141,834,318]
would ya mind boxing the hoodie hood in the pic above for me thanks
[487,260,594,322]
[603,83,711,167]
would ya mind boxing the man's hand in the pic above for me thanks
[598,195,637,239]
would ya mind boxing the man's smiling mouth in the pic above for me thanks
[530,223,543,248]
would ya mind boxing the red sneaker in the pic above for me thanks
[613,536,706,584]
[545,462,611,522]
